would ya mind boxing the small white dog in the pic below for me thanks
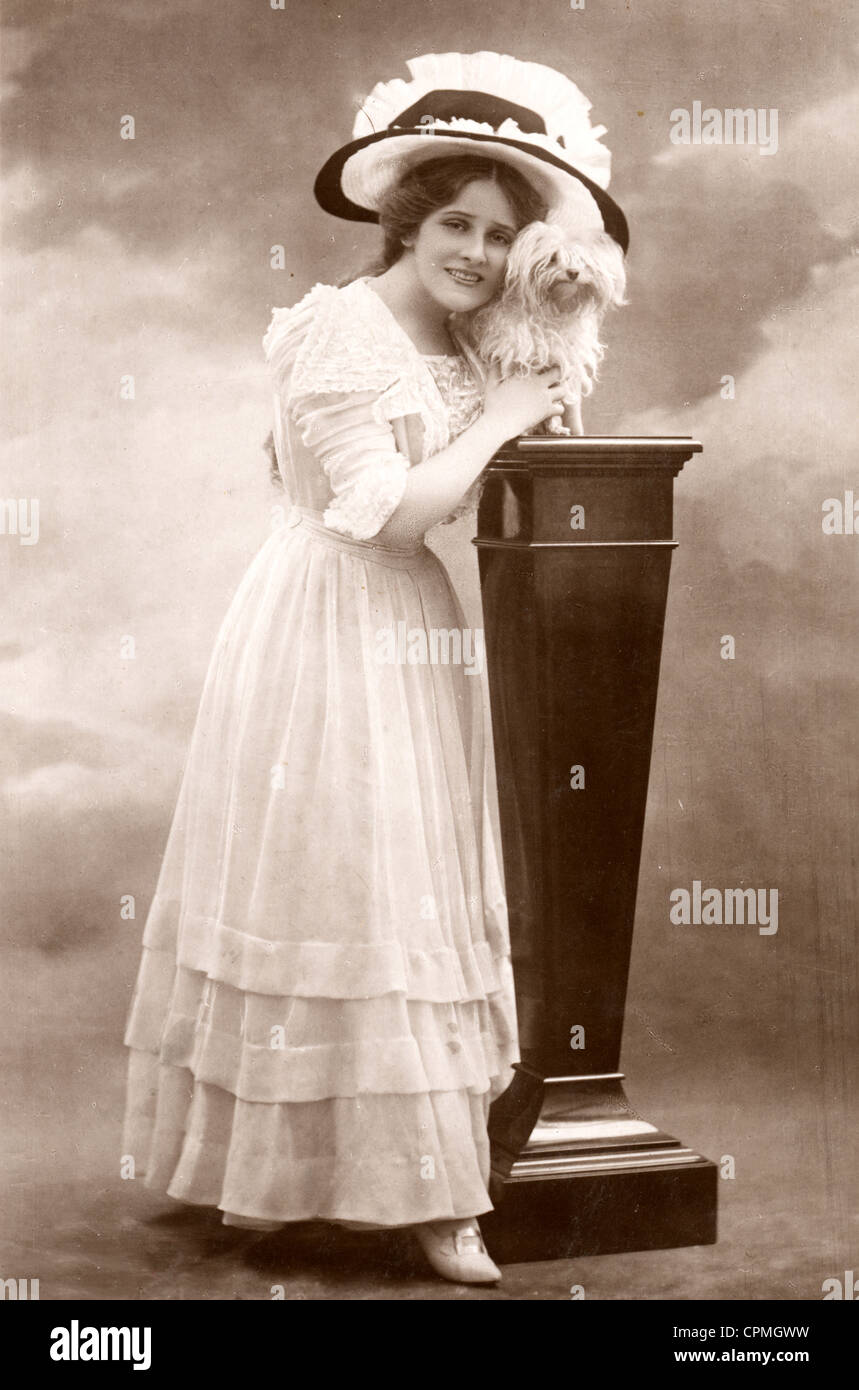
[464,216,627,435]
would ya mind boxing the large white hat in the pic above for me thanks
[313,51,629,251]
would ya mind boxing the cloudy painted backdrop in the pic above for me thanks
[1,0,856,1293]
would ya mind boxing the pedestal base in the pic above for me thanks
[482,1163,717,1265]
[481,1066,718,1264]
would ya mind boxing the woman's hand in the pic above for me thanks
[481,360,567,439]
[562,397,584,436]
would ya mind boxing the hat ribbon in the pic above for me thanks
[389,90,557,141]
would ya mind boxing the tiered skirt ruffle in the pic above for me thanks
[122,512,518,1226]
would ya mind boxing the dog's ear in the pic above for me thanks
[504,220,560,285]
[592,231,628,306]
[507,220,550,256]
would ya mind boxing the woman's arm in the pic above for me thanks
[373,412,510,549]
[374,366,568,549]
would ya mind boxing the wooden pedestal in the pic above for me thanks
[473,436,716,1263]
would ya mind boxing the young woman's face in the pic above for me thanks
[404,178,519,312]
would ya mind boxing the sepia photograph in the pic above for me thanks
[1,0,856,1337]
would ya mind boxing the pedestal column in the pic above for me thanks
[475,436,716,1262]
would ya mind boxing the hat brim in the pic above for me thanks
[314,128,629,252]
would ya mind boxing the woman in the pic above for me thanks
[123,52,626,1286]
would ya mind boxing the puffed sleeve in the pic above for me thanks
[289,387,411,541]
[264,284,424,542]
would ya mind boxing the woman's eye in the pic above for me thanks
[442,221,510,246]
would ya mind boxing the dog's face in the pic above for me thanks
[502,221,627,318]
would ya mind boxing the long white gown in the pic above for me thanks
[122,275,519,1227]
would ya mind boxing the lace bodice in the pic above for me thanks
[263,278,490,539]
[422,354,486,521]
[423,354,484,436]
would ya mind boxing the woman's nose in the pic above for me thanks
[462,234,489,262]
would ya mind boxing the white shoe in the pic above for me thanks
[413,1218,501,1285]
[222,1213,285,1232]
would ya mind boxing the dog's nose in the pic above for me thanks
[565,269,580,281]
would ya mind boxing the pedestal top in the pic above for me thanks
[490,436,703,477]
[477,437,703,546]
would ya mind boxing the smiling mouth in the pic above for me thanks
[445,268,483,286]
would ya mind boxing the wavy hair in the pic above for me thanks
[337,153,549,284]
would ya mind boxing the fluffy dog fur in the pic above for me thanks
[462,218,627,435]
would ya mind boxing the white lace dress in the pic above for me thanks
[122,275,518,1228]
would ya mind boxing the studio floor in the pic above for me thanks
[1,943,854,1303]
[1,1061,852,1302]
[0,1172,845,1303]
